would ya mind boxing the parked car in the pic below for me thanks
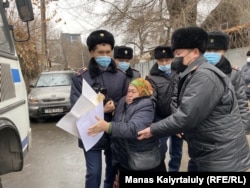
[28,70,75,121]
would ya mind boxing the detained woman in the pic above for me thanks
[88,78,165,174]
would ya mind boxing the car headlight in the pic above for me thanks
[28,95,39,103]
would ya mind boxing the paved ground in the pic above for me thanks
[1,118,250,188]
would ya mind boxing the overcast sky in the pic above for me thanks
[46,0,219,43]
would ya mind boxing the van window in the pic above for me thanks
[0,13,11,53]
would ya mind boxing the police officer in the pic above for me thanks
[204,31,250,134]
[138,26,250,172]
[70,30,128,188]
[186,31,250,172]
[113,45,140,83]
[145,46,183,172]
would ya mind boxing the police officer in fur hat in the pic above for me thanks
[113,45,140,83]
[204,31,250,132]
[70,29,128,188]
[138,26,250,172]
[145,46,183,172]
[185,30,250,172]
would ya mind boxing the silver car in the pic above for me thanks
[28,70,75,120]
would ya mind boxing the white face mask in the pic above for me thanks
[247,57,250,63]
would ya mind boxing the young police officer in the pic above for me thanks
[70,30,128,188]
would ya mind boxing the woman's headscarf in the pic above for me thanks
[130,78,153,97]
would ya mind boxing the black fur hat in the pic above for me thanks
[246,50,250,56]
[207,31,229,51]
[171,26,208,53]
[87,29,115,51]
[114,46,133,59]
[154,46,173,59]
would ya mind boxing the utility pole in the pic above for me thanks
[40,0,47,70]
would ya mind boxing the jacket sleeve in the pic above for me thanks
[232,70,250,134]
[70,75,82,108]
[151,70,224,137]
[170,75,179,113]
[111,99,155,139]
[240,65,247,81]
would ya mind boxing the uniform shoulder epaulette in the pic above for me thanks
[75,67,88,76]
[231,65,240,71]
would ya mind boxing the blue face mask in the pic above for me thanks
[158,64,171,72]
[118,62,130,72]
[204,52,221,65]
[95,56,111,67]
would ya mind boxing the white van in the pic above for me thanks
[0,0,34,180]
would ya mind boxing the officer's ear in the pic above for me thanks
[89,50,96,58]
[193,48,201,57]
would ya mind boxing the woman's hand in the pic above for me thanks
[87,116,109,136]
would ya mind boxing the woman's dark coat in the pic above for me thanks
[110,96,159,169]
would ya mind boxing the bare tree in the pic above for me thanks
[59,33,89,70]
[7,0,250,78]
[166,0,198,29]
[6,0,42,89]
[86,0,203,58]
[201,0,240,31]
[202,0,250,49]
[94,0,171,56]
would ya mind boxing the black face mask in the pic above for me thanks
[171,57,188,73]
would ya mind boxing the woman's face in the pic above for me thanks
[126,84,140,104]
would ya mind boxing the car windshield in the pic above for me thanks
[36,73,72,87]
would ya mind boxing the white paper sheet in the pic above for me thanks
[56,112,80,137]
[76,102,104,151]
[56,78,104,142]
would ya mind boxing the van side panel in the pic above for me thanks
[0,0,32,176]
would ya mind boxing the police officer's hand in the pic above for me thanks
[137,127,153,140]
[176,133,184,139]
[97,92,105,102]
[104,99,115,113]
[176,133,186,140]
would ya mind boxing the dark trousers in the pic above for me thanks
[159,135,183,172]
[156,115,183,172]
[168,135,183,172]
[187,159,198,172]
[83,148,116,188]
